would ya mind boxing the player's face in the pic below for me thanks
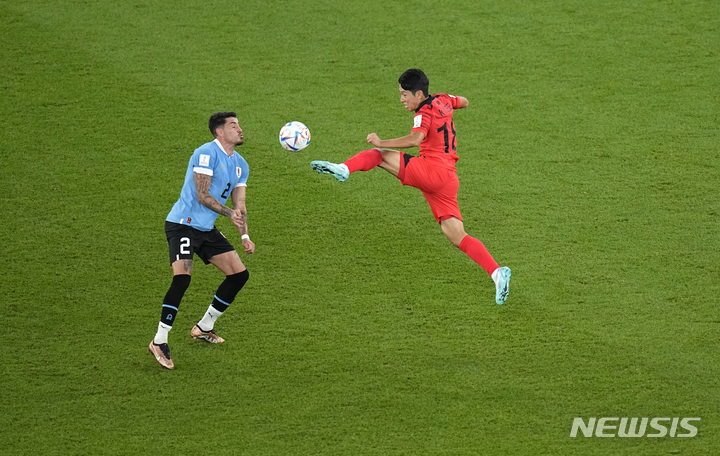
[220,117,244,146]
[399,85,426,111]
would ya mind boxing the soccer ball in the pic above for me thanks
[279,121,311,152]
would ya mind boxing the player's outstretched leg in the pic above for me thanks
[311,161,350,182]
[311,148,384,182]
[492,266,512,305]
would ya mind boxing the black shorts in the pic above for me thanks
[165,221,235,265]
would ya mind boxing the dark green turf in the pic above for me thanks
[1,0,718,454]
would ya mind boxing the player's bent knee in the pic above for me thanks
[229,269,249,285]
[171,274,191,292]
[441,226,466,247]
[440,217,467,247]
[446,233,464,248]
[224,269,249,294]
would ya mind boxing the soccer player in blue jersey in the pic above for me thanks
[148,112,254,369]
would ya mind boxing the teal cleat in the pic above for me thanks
[493,266,512,305]
[311,160,349,182]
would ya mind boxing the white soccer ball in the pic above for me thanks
[279,121,311,152]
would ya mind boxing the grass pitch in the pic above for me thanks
[1,0,718,454]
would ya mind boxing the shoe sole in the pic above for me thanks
[496,268,512,305]
[311,161,347,182]
[191,335,223,343]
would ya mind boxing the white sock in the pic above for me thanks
[491,268,499,283]
[197,305,223,331]
[154,322,172,345]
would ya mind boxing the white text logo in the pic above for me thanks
[570,417,699,438]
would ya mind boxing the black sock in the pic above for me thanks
[211,270,249,312]
[160,274,191,326]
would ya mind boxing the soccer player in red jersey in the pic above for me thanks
[311,69,512,304]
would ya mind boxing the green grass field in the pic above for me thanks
[1,0,718,454]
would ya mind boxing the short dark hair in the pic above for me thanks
[398,69,429,97]
[208,111,237,137]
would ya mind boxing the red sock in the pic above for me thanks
[459,235,499,276]
[343,149,382,173]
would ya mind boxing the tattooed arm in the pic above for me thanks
[194,172,235,218]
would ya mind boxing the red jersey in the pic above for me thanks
[411,93,463,169]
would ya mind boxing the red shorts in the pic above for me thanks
[398,153,462,224]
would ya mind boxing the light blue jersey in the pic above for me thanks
[166,139,249,231]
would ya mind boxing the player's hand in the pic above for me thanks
[367,133,382,147]
[231,209,244,227]
[242,238,255,254]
